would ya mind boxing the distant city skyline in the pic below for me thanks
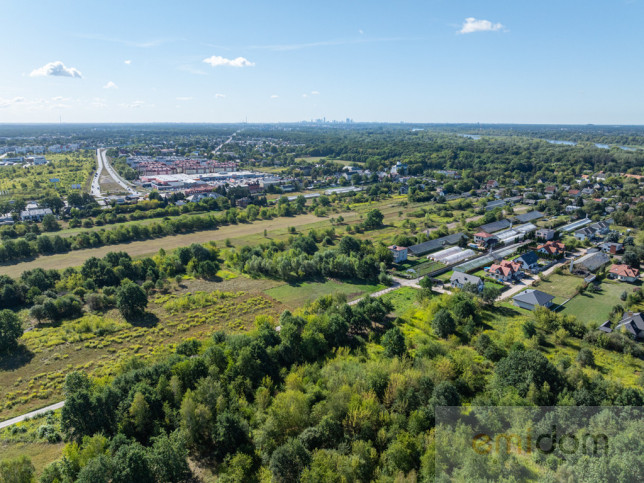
[1,0,644,124]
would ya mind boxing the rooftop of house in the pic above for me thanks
[513,289,555,306]
[609,264,639,278]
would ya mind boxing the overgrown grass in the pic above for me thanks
[265,279,385,308]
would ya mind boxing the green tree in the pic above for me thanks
[576,347,595,367]
[0,309,23,354]
[149,431,191,483]
[363,209,384,229]
[382,326,406,358]
[0,456,35,483]
[270,438,311,483]
[41,214,60,232]
[432,309,455,338]
[480,285,501,305]
[116,280,148,319]
[494,350,562,401]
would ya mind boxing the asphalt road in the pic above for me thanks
[0,401,65,430]
[91,148,139,198]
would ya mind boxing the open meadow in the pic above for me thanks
[0,152,94,199]
[0,195,479,278]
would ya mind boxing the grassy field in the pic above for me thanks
[0,441,64,476]
[559,281,626,326]
[380,287,420,317]
[0,275,285,421]
[295,156,358,166]
[0,195,475,278]
[264,279,384,308]
[531,273,585,302]
[0,152,94,199]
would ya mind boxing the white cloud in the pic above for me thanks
[124,60,132,65]
[215,93,226,99]
[311,91,320,95]
[103,81,118,89]
[458,17,504,34]
[30,61,83,78]
[176,96,193,101]
[270,94,279,99]
[302,94,308,98]
[0,97,25,109]
[358,29,364,35]
[203,55,254,67]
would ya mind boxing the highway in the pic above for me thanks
[92,148,139,198]
[212,130,239,155]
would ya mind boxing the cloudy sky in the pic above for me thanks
[1,0,643,123]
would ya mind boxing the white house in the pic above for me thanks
[450,272,484,292]
[388,245,408,263]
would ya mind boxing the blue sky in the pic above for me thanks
[1,0,643,124]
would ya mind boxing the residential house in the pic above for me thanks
[608,264,639,283]
[566,205,579,213]
[486,180,499,189]
[590,220,611,235]
[537,240,566,256]
[571,250,610,273]
[574,227,597,242]
[601,242,624,254]
[488,259,523,282]
[536,228,555,241]
[450,272,484,292]
[604,312,644,340]
[0,213,14,225]
[512,289,555,311]
[388,245,408,264]
[515,251,540,271]
[474,232,499,248]
[20,207,53,222]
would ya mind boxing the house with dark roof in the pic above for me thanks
[515,251,540,271]
[571,250,610,273]
[576,226,601,242]
[512,289,555,311]
[615,312,644,340]
[450,272,484,292]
